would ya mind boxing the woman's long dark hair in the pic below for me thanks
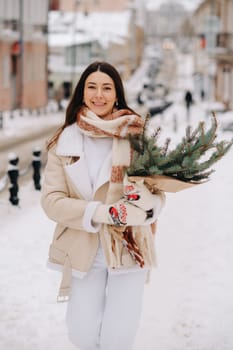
[47,61,137,149]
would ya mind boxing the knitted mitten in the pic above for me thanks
[123,174,164,211]
[92,199,148,226]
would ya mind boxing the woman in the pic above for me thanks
[41,61,165,350]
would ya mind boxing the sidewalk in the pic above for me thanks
[0,109,64,151]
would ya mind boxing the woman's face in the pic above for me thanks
[83,71,117,117]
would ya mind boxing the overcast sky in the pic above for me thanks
[145,0,203,11]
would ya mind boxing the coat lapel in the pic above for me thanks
[56,124,93,200]
[94,151,112,194]
[56,123,113,200]
[56,124,83,156]
[64,156,93,200]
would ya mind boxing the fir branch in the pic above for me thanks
[128,112,233,183]
[161,138,171,156]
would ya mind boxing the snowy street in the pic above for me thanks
[1,53,233,350]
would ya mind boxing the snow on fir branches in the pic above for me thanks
[127,112,233,184]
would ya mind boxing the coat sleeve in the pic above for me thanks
[41,147,96,231]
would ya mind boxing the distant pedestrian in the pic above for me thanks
[7,152,19,206]
[184,90,193,121]
[200,89,205,101]
[55,85,64,111]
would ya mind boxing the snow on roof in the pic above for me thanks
[49,10,131,48]
[48,32,94,47]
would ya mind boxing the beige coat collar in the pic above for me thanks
[56,124,83,157]
[55,124,111,200]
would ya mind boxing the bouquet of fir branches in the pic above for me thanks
[127,113,233,192]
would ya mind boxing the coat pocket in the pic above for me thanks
[49,245,67,265]
[55,226,68,240]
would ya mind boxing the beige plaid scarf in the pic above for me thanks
[77,107,155,268]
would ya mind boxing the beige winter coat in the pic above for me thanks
[41,124,158,301]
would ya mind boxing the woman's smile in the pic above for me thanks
[92,102,106,106]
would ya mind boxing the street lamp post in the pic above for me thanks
[19,0,24,109]
[71,0,80,92]
[128,0,137,73]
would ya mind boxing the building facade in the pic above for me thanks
[145,1,187,47]
[214,0,233,109]
[48,11,103,99]
[0,0,49,111]
[192,0,233,108]
[48,0,146,99]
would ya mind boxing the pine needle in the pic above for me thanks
[128,112,233,183]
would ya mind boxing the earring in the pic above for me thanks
[115,100,118,107]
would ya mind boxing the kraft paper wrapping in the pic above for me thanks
[128,175,206,193]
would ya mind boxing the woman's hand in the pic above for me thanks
[123,174,164,211]
[92,199,149,226]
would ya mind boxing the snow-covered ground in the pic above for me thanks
[0,53,233,350]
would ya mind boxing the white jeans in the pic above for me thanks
[66,246,147,350]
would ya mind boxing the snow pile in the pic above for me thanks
[1,119,233,350]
